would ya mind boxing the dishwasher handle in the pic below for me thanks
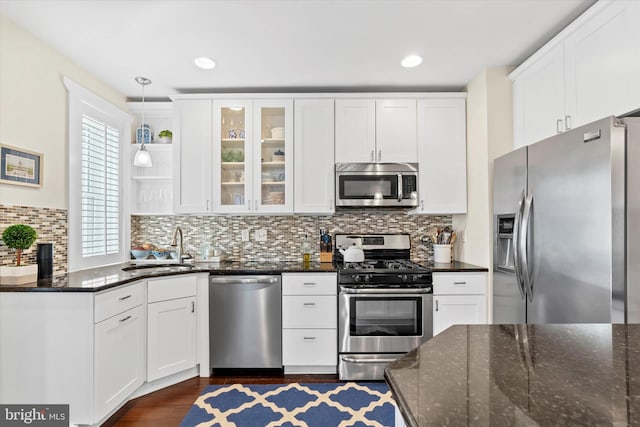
[209,276,279,285]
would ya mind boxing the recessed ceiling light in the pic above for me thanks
[401,55,423,68]
[194,57,216,70]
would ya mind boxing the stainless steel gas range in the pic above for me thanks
[334,233,433,381]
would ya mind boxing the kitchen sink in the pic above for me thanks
[122,263,194,271]
[123,263,195,276]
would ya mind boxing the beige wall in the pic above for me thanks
[0,14,127,210]
[453,66,514,318]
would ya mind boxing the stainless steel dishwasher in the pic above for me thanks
[209,275,282,370]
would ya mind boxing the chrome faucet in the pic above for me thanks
[170,226,184,261]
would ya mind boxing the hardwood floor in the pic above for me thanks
[103,373,340,426]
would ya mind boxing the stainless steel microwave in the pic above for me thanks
[335,163,419,207]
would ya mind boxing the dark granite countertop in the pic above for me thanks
[428,260,487,272]
[0,259,486,292]
[385,324,640,426]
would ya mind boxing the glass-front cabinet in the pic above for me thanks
[212,99,293,214]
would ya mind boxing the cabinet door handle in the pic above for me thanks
[435,300,439,311]
[556,119,563,134]
[206,200,210,211]
[421,200,424,211]
[119,315,132,323]
[192,301,195,313]
[303,302,316,307]
[247,200,251,211]
[303,282,316,286]
[303,336,316,340]
[378,150,382,162]
[118,294,132,301]
[255,200,258,211]
[370,150,374,161]
[329,199,333,210]
[565,115,572,130]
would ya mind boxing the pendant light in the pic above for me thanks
[133,76,153,167]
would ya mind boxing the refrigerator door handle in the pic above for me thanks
[520,192,534,302]
[513,191,526,299]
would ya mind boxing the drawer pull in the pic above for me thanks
[303,336,316,340]
[119,315,132,323]
[303,302,316,307]
[192,301,195,313]
[453,281,467,285]
[435,300,439,311]
[303,282,316,286]
[118,294,132,301]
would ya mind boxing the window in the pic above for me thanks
[81,115,120,257]
[65,78,131,271]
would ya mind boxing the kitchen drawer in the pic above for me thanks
[282,295,337,328]
[281,273,337,295]
[433,272,486,295]
[95,282,144,323]
[282,329,337,366]
[147,275,197,303]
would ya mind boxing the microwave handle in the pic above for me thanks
[397,174,403,202]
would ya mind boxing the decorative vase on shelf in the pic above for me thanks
[136,124,153,144]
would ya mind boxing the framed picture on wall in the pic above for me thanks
[0,144,43,188]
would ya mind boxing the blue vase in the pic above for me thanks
[136,125,153,144]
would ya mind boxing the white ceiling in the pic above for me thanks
[0,0,596,99]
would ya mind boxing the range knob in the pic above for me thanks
[364,275,371,282]
[401,274,408,282]
[412,275,419,282]
[353,275,361,283]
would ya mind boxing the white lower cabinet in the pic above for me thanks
[0,282,146,425]
[433,272,487,336]
[147,275,197,381]
[94,304,145,419]
[281,273,337,374]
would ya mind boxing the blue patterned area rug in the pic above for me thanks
[179,382,396,427]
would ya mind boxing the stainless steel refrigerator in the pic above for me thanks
[493,116,640,324]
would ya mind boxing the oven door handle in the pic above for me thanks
[339,287,431,295]
[342,356,398,364]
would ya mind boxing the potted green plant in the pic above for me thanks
[158,129,172,144]
[0,224,38,285]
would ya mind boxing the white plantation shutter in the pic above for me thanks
[65,77,131,272]
[81,115,120,257]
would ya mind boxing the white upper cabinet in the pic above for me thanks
[415,97,467,214]
[294,99,335,214]
[335,99,376,162]
[512,44,566,148]
[375,99,418,162]
[564,0,639,126]
[212,99,293,214]
[511,0,640,148]
[335,99,417,163]
[173,99,213,213]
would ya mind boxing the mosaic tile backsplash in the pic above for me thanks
[0,204,68,274]
[131,211,452,262]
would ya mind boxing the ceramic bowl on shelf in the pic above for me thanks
[271,127,284,139]
[131,249,151,259]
